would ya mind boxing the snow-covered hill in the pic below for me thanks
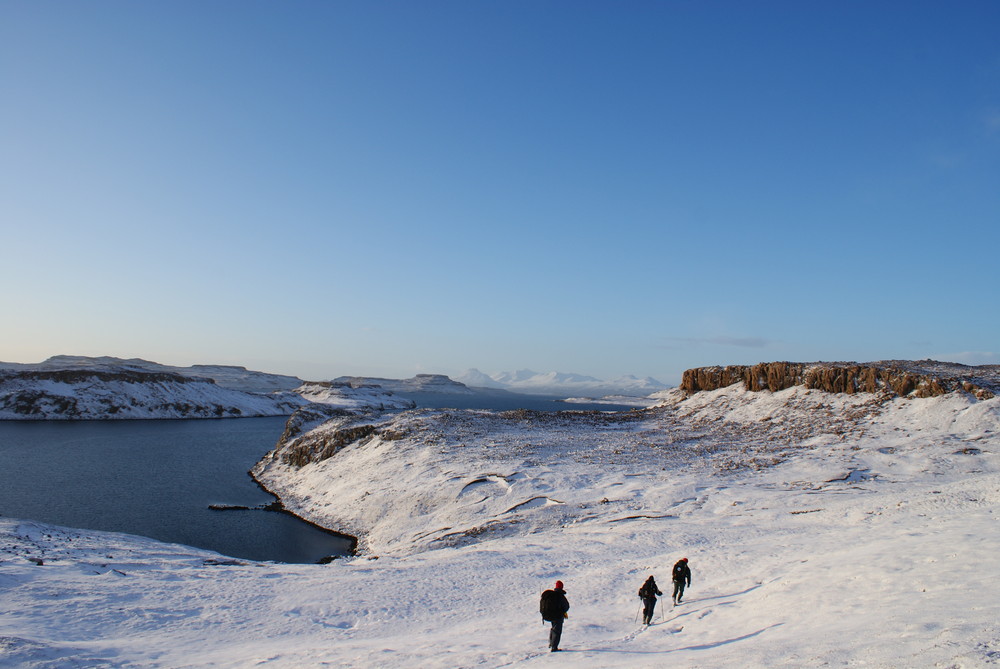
[0,368,308,420]
[295,381,416,412]
[457,368,668,397]
[331,374,476,395]
[0,357,407,420]
[2,365,998,667]
[0,356,305,392]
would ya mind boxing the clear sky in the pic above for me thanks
[2,1,998,385]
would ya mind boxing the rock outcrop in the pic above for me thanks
[680,360,998,399]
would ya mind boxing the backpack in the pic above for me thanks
[539,589,559,621]
[673,562,686,581]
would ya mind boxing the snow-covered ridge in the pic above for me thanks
[456,368,668,396]
[0,367,309,420]
[0,355,305,392]
[0,357,408,420]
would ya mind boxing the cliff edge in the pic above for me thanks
[680,360,998,399]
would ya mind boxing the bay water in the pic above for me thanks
[0,417,353,563]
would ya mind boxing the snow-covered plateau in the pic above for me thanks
[2,361,999,667]
[0,356,306,393]
[0,358,414,420]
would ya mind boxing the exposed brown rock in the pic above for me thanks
[281,423,379,468]
[680,361,997,399]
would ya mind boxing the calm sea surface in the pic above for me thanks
[0,417,352,563]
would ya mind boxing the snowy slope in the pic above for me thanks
[1,384,998,667]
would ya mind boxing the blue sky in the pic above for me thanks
[2,1,998,384]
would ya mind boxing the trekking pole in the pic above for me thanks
[634,602,642,623]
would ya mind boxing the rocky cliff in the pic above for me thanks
[680,360,998,399]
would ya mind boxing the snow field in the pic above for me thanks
[2,386,999,667]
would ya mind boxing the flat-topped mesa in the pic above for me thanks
[680,361,997,400]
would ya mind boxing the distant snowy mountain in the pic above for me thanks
[452,368,505,389]
[456,368,668,397]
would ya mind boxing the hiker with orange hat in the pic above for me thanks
[538,580,570,652]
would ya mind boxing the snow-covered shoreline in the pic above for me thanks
[0,368,309,420]
[0,360,415,421]
[3,378,999,667]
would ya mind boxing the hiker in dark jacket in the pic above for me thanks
[638,575,662,625]
[672,558,691,604]
[539,580,570,652]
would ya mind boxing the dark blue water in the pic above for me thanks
[0,418,353,563]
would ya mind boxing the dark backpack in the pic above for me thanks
[673,563,686,581]
[539,589,559,621]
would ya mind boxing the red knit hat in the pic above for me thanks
[555,580,563,589]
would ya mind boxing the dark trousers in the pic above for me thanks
[672,579,686,602]
[642,597,657,623]
[549,617,563,650]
